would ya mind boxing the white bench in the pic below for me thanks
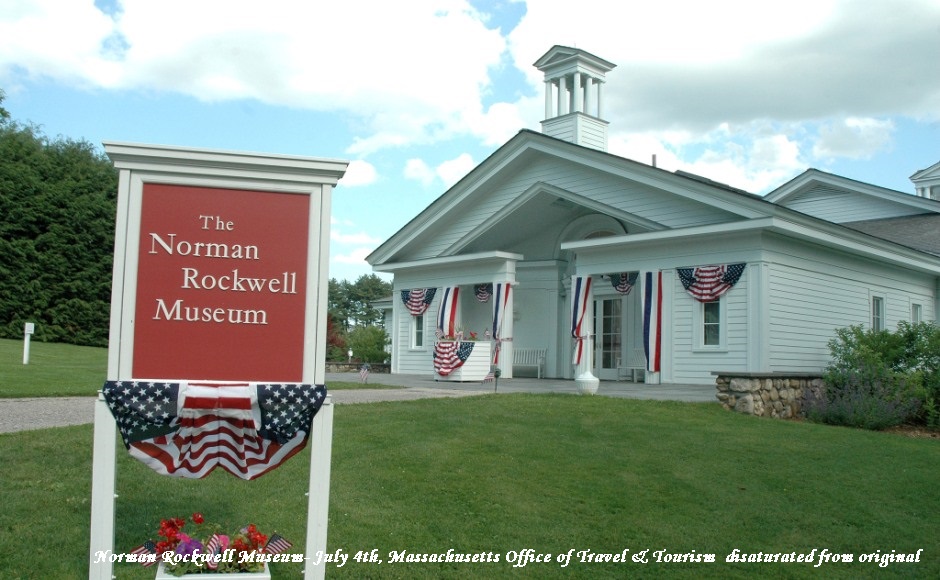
[513,348,547,379]
[618,349,646,382]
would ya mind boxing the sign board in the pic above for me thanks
[134,183,310,380]
[89,142,347,580]
[24,322,35,335]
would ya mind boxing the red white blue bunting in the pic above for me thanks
[102,380,326,480]
[433,340,474,376]
[491,282,512,365]
[642,272,662,373]
[610,272,638,295]
[570,276,592,365]
[474,283,493,303]
[401,288,436,316]
[437,286,460,337]
[677,263,746,302]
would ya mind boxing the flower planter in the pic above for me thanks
[434,341,491,382]
[155,561,270,579]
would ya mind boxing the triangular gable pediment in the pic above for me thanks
[765,168,940,223]
[367,131,776,267]
[911,159,940,182]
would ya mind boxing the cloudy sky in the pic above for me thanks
[2,0,939,281]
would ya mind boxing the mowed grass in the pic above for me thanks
[0,338,107,397]
[1,394,937,579]
[0,338,398,397]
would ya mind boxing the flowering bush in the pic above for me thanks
[142,512,289,575]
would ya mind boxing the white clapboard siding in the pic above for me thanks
[670,268,750,384]
[403,157,739,261]
[766,254,936,372]
[778,184,924,223]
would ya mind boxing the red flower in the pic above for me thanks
[191,512,204,524]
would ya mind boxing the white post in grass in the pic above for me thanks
[22,322,34,365]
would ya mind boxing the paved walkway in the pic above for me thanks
[331,372,717,402]
[0,374,716,434]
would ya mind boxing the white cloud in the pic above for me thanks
[339,159,378,187]
[436,153,476,188]
[812,117,895,160]
[1,0,512,150]
[333,246,374,264]
[331,230,382,246]
[404,158,435,186]
[403,154,477,188]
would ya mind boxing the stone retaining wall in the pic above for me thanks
[714,372,825,419]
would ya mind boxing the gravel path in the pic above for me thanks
[0,388,484,434]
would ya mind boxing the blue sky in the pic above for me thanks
[2,0,939,282]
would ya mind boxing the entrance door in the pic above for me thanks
[594,298,622,380]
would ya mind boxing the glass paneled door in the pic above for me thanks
[594,298,622,380]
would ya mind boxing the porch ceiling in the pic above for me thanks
[458,190,596,258]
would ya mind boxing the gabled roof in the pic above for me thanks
[911,159,940,182]
[366,130,780,266]
[765,168,940,214]
[533,45,616,74]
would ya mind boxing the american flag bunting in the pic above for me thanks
[677,263,746,302]
[103,380,327,480]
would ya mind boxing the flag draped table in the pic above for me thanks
[102,380,327,480]
[433,341,475,376]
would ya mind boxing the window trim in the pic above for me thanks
[871,295,885,331]
[692,296,727,352]
[411,313,426,349]
[911,303,923,324]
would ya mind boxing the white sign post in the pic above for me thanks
[89,143,346,580]
[22,322,34,365]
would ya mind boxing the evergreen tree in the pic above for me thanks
[0,92,118,346]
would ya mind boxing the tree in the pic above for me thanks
[0,98,118,346]
[346,325,389,364]
[327,277,353,332]
[346,274,392,327]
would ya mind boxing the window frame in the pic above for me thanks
[871,295,885,331]
[411,313,425,349]
[692,295,727,351]
[911,303,923,324]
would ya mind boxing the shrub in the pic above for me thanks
[811,323,939,430]
[806,365,922,430]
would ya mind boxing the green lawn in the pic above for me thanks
[1,395,937,578]
[0,339,398,397]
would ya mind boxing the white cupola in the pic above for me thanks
[534,45,616,152]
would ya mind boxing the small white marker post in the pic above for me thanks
[23,322,34,365]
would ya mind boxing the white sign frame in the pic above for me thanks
[89,142,347,579]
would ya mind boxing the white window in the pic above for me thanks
[693,297,726,350]
[703,300,721,346]
[912,303,923,324]
[871,296,885,331]
[412,314,424,348]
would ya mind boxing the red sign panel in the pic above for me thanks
[133,184,309,381]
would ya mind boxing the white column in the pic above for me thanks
[544,80,554,118]
[596,80,605,119]
[574,282,594,377]
[497,284,514,379]
[573,279,599,394]
[304,396,334,580]
[585,77,596,116]
[88,393,118,579]
[557,75,567,115]
[573,72,583,113]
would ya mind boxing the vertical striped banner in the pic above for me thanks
[491,282,512,364]
[642,271,663,373]
[570,276,592,365]
[437,286,460,337]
